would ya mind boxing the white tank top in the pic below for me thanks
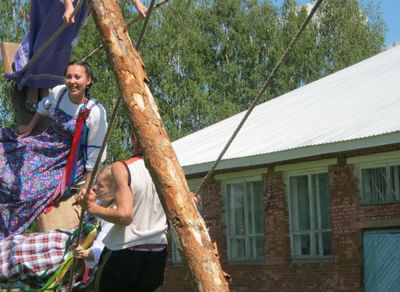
[103,156,168,250]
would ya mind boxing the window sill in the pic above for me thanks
[290,256,334,264]
[360,200,400,206]
[226,259,265,265]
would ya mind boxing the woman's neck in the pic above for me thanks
[69,93,86,105]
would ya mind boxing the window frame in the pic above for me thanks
[287,170,332,260]
[222,175,265,262]
[359,162,400,205]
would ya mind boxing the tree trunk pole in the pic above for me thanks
[88,1,229,291]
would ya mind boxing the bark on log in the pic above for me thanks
[88,1,229,291]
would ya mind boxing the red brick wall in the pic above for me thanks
[159,151,400,291]
[159,178,227,291]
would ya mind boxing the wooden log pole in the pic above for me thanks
[88,1,229,291]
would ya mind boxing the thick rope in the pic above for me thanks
[67,1,157,291]
[22,0,86,71]
[196,0,324,195]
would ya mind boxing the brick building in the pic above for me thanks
[160,46,400,291]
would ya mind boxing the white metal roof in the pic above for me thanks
[172,46,400,175]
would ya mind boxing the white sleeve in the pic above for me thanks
[36,85,66,116]
[85,102,107,170]
[85,221,113,268]
[84,242,103,269]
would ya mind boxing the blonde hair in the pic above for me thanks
[96,165,117,201]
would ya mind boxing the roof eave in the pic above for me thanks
[182,132,400,175]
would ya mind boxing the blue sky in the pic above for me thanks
[370,0,400,46]
[273,0,400,47]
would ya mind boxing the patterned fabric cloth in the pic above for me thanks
[0,215,99,287]
[0,230,71,280]
[0,93,86,239]
[4,0,89,90]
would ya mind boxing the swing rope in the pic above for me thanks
[66,1,158,290]
[195,0,324,195]
[81,0,169,62]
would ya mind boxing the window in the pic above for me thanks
[225,179,265,261]
[361,164,400,204]
[288,173,332,258]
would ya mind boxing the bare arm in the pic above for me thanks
[80,162,133,226]
[63,0,75,24]
[17,112,43,138]
[133,0,147,19]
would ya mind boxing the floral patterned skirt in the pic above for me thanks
[0,127,84,239]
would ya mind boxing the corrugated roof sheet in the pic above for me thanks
[173,46,400,173]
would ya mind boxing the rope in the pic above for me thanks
[67,1,157,291]
[93,249,112,292]
[195,0,324,195]
[22,0,86,71]
[82,0,168,61]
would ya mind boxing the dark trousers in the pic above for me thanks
[96,247,167,292]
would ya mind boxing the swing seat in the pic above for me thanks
[1,42,19,73]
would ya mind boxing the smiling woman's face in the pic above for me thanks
[64,64,92,102]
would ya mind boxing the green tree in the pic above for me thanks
[0,0,386,156]
[318,0,385,71]
[141,0,385,141]
[0,0,28,127]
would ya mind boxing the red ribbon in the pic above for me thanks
[64,107,90,189]
[44,105,91,214]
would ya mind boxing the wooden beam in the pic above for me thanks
[1,42,19,73]
[87,0,229,291]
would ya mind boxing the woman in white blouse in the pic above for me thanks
[0,60,107,239]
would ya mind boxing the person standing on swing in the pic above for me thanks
[79,131,168,292]
[5,0,148,113]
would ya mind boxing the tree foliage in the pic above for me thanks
[140,0,385,140]
[0,0,28,128]
[0,0,386,160]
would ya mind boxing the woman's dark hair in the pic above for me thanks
[64,60,94,96]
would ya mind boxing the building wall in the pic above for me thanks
[159,149,400,291]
